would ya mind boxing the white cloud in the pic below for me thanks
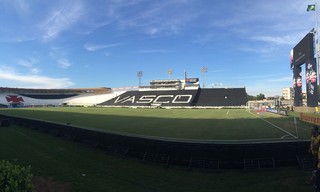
[252,34,305,46]
[17,58,40,74]
[83,43,122,51]
[58,59,72,69]
[267,76,292,82]
[104,52,112,57]
[147,28,159,35]
[17,58,39,68]
[2,0,30,13]
[105,0,198,35]
[0,67,74,88]
[30,68,40,74]
[40,1,86,40]
[15,0,30,12]
[238,46,278,55]
[49,47,72,69]
[49,46,68,58]
[137,49,169,54]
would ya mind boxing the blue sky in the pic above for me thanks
[0,0,317,96]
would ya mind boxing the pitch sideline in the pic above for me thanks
[247,111,298,139]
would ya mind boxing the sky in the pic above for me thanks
[0,0,318,96]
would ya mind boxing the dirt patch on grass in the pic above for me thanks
[32,176,72,192]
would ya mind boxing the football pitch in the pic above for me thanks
[0,107,314,192]
[0,125,312,192]
[0,107,312,141]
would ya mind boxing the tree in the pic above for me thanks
[256,93,266,100]
[0,160,34,192]
[247,94,256,101]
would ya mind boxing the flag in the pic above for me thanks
[307,4,316,11]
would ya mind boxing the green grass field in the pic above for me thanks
[0,125,313,192]
[0,107,316,191]
[0,107,312,140]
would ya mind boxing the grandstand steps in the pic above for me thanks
[296,155,313,171]
[194,88,247,107]
[188,157,220,171]
[243,157,276,170]
[142,152,170,167]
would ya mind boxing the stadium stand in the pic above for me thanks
[20,94,78,99]
[98,88,248,107]
[0,79,247,107]
[98,90,199,107]
[194,88,247,106]
[0,87,113,107]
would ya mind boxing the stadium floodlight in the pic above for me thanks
[137,71,143,87]
[201,66,208,88]
[166,69,173,79]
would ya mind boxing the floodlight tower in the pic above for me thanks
[137,71,143,87]
[166,69,173,79]
[201,66,208,88]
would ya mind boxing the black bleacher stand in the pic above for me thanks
[194,88,247,106]
[99,90,199,106]
[99,88,248,107]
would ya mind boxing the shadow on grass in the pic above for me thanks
[0,109,312,140]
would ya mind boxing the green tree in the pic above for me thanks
[0,160,34,192]
[247,94,256,101]
[256,93,266,100]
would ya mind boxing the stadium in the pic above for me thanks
[0,45,317,192]
[0,77,247,108]
[0,76,313,171]
[1,1,319,192]
[0,33,318,190]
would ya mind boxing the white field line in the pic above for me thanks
[247,111,297,139]
[13,129,46,146]
[281,135,293,139]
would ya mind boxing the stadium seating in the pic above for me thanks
[99,88,248,107]
[99,90,199,106]
[20,94,78,99]
[194,88,247,106]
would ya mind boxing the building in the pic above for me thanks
[282,87,293,100]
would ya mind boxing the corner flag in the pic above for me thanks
[307,4,316,11]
